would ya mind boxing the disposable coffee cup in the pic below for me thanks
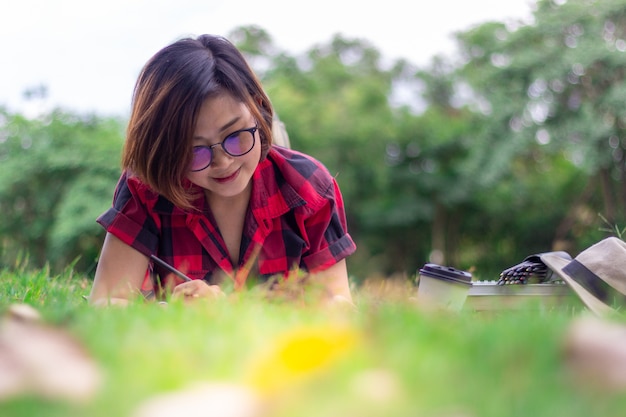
[416,263,473,311]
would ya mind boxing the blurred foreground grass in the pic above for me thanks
[1,267,625,417]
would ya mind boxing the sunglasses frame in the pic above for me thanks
[190,124,258,172]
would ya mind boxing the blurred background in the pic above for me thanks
[1,0,625,284]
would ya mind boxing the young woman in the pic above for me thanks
[89,34,356,306]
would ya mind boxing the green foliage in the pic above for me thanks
[0,107,124,273]
[2,269,625,417]
[432,0,626,274]
[456,0,626,228]
[0,262,89,321]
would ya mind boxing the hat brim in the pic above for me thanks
[540,253,614,316]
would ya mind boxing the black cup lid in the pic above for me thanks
[419,263,472,285]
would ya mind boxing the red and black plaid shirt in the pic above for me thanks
[97,146,356,287]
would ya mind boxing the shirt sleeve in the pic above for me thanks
[300,177,356,272]
[96,172,160,257]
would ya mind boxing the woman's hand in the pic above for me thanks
[172,280,224,303]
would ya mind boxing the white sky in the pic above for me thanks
[0,0,535,117]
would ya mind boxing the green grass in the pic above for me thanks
[1,267,625,417]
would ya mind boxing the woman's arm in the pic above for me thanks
[90,232,224,306]
[309,259,353,305]
[89,233,150,306]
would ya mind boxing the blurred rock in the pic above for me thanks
[132,383,262,417]
[0,304,102,402]
[563,315,626,391]
[350,368,401,404]
[7,303,42,323]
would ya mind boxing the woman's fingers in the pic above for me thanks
[172,280,224,302]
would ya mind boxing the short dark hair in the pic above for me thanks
[122,34,274,209]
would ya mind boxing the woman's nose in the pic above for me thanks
[209,146,233,167]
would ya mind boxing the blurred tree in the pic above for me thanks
[455,0,626,259]
[0,107,124,272]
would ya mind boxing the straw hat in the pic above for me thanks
[541,237,626,316]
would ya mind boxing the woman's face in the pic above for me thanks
[186,93,261,203]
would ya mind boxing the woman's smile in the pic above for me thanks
[213,168,240,184]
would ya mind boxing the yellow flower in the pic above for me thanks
[245,325,358,395]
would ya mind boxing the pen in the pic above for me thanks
[149,255,192,282]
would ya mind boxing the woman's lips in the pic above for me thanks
[213,168,240,184]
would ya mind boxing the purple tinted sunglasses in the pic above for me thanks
[190,124,257,171]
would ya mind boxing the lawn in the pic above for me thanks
[1,265,625,417]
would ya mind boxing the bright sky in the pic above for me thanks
[0,0,536,117]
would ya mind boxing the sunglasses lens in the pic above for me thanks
[223,130,254,156]
[191,147,212,171]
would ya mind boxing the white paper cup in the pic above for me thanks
[416,264,473,311]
